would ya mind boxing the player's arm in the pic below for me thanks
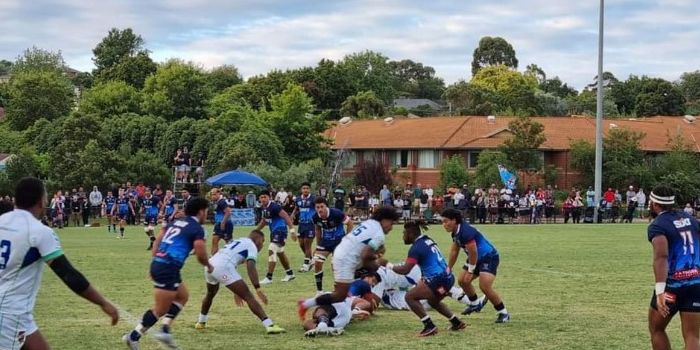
[221,206,231,231]
[392,259,417,275]
[361,245,382,272]
[315,225,322,246]
[193,238,212,272]
[129,201,136,215]
[278,209,297,240]
[245,258,268,304]
[448,241,460,271]
[211,235,221,256]
[464,241,478,274]
[255,218,267,231]
[152,226,166,256]
[344,215,354,235]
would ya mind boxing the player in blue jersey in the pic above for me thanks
[442,208,510,323]
[112,189,135,239]
[160,190,177,223]
[312,196,353,293]
[256,190,297,285]
[123,197,212,350]
[646,185,700,350]
[391,220,466,336]
[104,191,116,233]
[141,189,162,251]
[211,188,234,255]
[292,183,316,272]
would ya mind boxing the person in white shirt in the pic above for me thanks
[453,191,465,207]
[637,189,647,218]
[274,188,289,204]
[684,203,695,216]
[0,177,118,350]
[425,187,434,201]
[89,186,103,219]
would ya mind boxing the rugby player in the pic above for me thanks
[256,190,297,284]
[311,197,353,294]
[104,191,116,233]
[210,188,233,255]
[112,189,135,239]
[141,190,161,250]
[291,183,316,272]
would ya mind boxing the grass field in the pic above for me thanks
[32,222,686,349]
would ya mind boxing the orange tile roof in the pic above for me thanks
[326,116,700,152]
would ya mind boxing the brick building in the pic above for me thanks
[327,115,700,189]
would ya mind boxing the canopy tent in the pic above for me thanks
[205,170,268,187]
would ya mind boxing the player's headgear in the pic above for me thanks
[15,177,45,210]
[185,197,209,216]
[650,185,675,206]
[371,206,399,222]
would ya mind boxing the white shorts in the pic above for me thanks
[380,290,429,311]
[0,312,38,350]
[332,257,359,284]
[331,299,352,329]
[204,263,242,286]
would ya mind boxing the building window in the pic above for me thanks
[342,151,357,168]
[418,150,441,169]
[389,150,410,168]
[362,150,379,163]
[468,151,480,169]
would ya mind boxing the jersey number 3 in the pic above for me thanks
[0,240,11,270]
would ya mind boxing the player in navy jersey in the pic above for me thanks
[646,185,700,350]
[442,208,510,323]
[123,197,212,350]
[256,190,297,285]
[390,220,466,336]
[292,183,316,272]
[141,190,162,250]
[211,188,233,255]
[160,190,177,223]
[111,190,135,239]
[104,191,116,233]
[312,197,353,293]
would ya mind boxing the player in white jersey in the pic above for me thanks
[298,207,399,321]
[195,230,285,334]
[0,177,118,350]
[303,298,352,337]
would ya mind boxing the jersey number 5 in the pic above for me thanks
[162,227,182,245]
[0,240,11,270]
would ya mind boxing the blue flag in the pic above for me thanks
[498,164,517,190]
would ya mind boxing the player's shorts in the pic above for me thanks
[106,206,114,216]
[0,312,38,350]
[270,230,287,246]
[298,223,315,239]
[117,210,128,221]
[144,214,158,226]
[332,256,359,284]
[425,273,455,297]
[464,253,500,276]
[213,221,234,242]
[650,283,700,315]
[204,262,242,286]
[150,261,182,291]
[317,238,343,253]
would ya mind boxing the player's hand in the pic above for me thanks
[101,301,119,325]
[656,294,670,318]
[256,289,268,305]
[291,232,298,242]
[234,294,245,307]
[206,264,214,274]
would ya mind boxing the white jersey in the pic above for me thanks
[371,265,421,298]
[334,219,385,269]
[0,210,63,315]
[330,298,353,329]
[210,237,258,267]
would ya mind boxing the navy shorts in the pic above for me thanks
[117,211,129,221]
[144,214,158,226]
[213,221,234,242]
[650,283,700,315]
[425,273,455,297]
[298,223,316,239]
[150,261,182,291]
[271,230,287,246]
[316,238,343,253]
[464,253,500,276]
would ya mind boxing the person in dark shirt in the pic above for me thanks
[333,186,346,212]
[182,146,192,183]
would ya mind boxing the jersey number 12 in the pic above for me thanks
[162,227,182,245]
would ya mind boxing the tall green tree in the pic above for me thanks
[569,139,595,185]
[142,59,210,120]
[443,81,497,115]
[93,28,149,76]
[634,78,685,116]
[539,77,578,98]
[438,155,470,192]
[471,36,518,76]
[389,59,445,100]
[473,151,510,188]
[49,112,101,188]
[79,81,142,118]
[471,65,538,115]
[653,134,700,205]
[340,91,385,119]
[0,60,12,75]
[679,70,700,114]
[208,119,285,172]
[6,70,74,130]
[602,127,648,189]
[206,64,243,93]
[499,116,546,173]
[11,47,64,74]
[524,63,546,84]
[339,51,396,104]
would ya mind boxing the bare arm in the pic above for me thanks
[315,225,322,246]
[361,245,382,272]
[392,260,416,275]
[193,239,211,270]
[211,235,221,256]
[279,209,294,229]
[651,236,669,284]
[152,227,166,257]
[246,260,261,288]
[448,242,460,271]
[255,218,267,231]
[465,242,478,266]
[221,207,231,231]
[345,220,354,235]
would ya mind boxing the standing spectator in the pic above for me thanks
[563,195,573,224]
[63,191,73,226]
[246,191,256,208]
[333,185,346,211]
[318,184,328,200]
[603,188,615,206]
[82,196,91,226]
[275,187,289,204]
[76,187,85,200]
[369,195,380,214]
[419,189,429,218]
[572,193,583,224]
[71,192,82,227]
[412,184,422,216]
[623,194,638,223]
[433,194,444,215]
[625,186,636,204]
[684,203,695,216]
[443,189,453,210]
[379,185,392,207]
[636,188,646,218]
[426,186,434,204]
[586,186,596,208]
[401,195,412,222]
[50,192,65,228]
[135,182,146,199]
[393,196,405,222]
[174,148,185,182]
[453,189,465,212]
[153,184,163,198]
[194,152,205,183]
[182,146,192,182]
[90,186,103,219]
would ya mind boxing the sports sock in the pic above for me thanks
[314,272,324,291]
[448,315,461,326]
[467,293,478,302]
[162,302,183,332]
[494,302,508,314]
[120,227,124,237]
[318,315,330,326]
[112,223,116,231]
[262,318,273,328]
[198,314,208,323]
[304,258,310,265]
[302,298,318,308]
[421,316,435,328]
[286,269,294,276]
[131,310,158,341]
[266,272,273,280]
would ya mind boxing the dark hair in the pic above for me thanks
[301,182,311,188]
[651,184,676,211]
[441,208,463,223]
[249,229,264,238]
[404,219,429,235]
[0,200,13,215]
[15,177,45,210]
[185,197,209,216]
[314,196,328,205]
[371,206,399,222]
[259,190,270,197]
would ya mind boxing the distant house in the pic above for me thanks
[393,98,444,112]
[0,154,14,171]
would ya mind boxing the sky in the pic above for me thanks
[1,0,699,90]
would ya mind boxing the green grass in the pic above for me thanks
[33,223,686,349]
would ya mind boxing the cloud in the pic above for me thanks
[0,0,698,90]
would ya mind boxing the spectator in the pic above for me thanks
[89,186,103,218]
[636,188,646,218]
[625,186,636,204]
[419,190,429,218]
[194,152,205,183]
[380,185,392,206]
[71,192,82,227]
[443,189,453,210]
[623,193,638,223]
[426,186,434,204]
[318,184,328,200]
[369,195,380,214]
[412,184,422,215]
[563,195,573,223]
[81,196,91,226]
[684,203,695,216]
[401,195,412,222]
[433,194,444,215]
[453,190,465,211]
[275,187,289,204]
[182,146,192,182]
[135,182,146,199]
[153,184,163,198]
[572,193,583,224]
[393,196,405,221]
[174,148,185,182]
[603,188,615,205]
[50,191,65,228]
[586,186,596,208]
[246,191,256,208]
[333,186,346,211]
[63,191,73,226]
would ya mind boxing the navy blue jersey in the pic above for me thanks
[116,196,130,214]
[215,198,228,223]
[296,194,316,224]
[142,196,161,217]
[164,197,176,215]
[105,196,115,212]
[154,216,205,268]
[261,202,287,232]
[349,279,372,298]
[407,235,450,280]
[312,208,348,241]
[452,222,498,260]
[648,211,700,288]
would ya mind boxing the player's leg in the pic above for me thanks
[225,280,284,333]
[405,281,442,336]
[648,306,673,350]
[22,330,49,350]
[478,271,509,323]
[680,312,700,350]
[303,307,328,331]
[262,243,277,285]
[313,249,331,293]
[277,250,295,282]
[125,288,177,346]
[300,282,351,319]
[196,281,220,329]
[458,269,485,314]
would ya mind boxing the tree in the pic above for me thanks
[679,70,700,115]
[340,91,385,118]
[206,64,243,93]
[652,133,700,205]
[6,70,74,130]
[22,118,61,154]
[99,52,157,89]
[71,72,94,90]
[93,28,146,75]
[0,60,13,75]
[5,147,43,184]
[443,81,497,115]
[100,113,167,152]
[313,59,356,114]
[208,120,285,172]
[389,59,445,100]
[409,104,438,117]
[49,112,102,188]
[535,91,568,116]
[473,151,510,188]
[0,124,26,154]
[142,59,210,120]
[0,82,9,108]
[499,116,546,173]
[11,47,64,74]
[354,158,392,194]
[471,36,518,76]
[438,155,470,193]
[124,150,171,186]
[79,81,142,118]
[525,64,546,85]
[634,78,685,116]
[602,127,647,189]
[569,139,595,185]
[540,77,578,98]
[587,71,618,90]
[568,90,619,117]
[471,65,538,116]
[339,51,396,104]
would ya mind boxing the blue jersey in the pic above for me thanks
[105,196,115,212]
[648,211,700,288]
[296,194,316,224]
[142,196,161,217]
[407,235,450,280]
[349,279,372,298]
[215,198,228,223]
[261,202,287,233]
[154,216,205,268]
[164,197,176,215]
[116,196,130,214]
[312,208,348,241]
[452,222,498,260]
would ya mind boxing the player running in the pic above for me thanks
[0,177,119,350]
[194,230,286,334]
[123,197,212,350]
[298,207,398,321]
[211,188,233,255]
[112,190,135,239]
[390,220,466,336]
[646,185,700,350]
[160,190,177,224]
[256,190,297,285]
[104,191,116,233]
[292,183,316,272]
[442,208,510,323]
[311,197,353,294]
[141,189,161,250]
